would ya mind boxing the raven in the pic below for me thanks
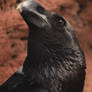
[0,0,86,92]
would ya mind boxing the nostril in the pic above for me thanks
[36,5,45,14]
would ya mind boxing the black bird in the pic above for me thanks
[0,0,86,92]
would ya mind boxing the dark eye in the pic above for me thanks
[54,14,66,26]
[58,18,65,26]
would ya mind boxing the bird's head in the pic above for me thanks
[17,0,80,52]
[16,0,85,70]
[17,0,51,28]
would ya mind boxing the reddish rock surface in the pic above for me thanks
[0,0,92,92]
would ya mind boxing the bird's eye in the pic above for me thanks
[58,18,65,26]
[54,14,66,26]
[57,17,66,26]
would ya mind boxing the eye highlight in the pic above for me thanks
[58,18,65,26]
[53,14,66,26]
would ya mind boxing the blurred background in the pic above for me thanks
[0,0,92,92]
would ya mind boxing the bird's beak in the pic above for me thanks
[16,3,23,12]
[16,0,50,28]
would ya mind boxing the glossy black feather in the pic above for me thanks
[0,0,86,92]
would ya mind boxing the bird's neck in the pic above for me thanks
[27,27,44,64]
[26,28,85,68]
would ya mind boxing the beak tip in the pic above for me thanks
[16,3,23,12]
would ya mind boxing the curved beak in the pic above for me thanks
[17,0,50,28]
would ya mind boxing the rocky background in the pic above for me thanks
[0,0,92,92]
